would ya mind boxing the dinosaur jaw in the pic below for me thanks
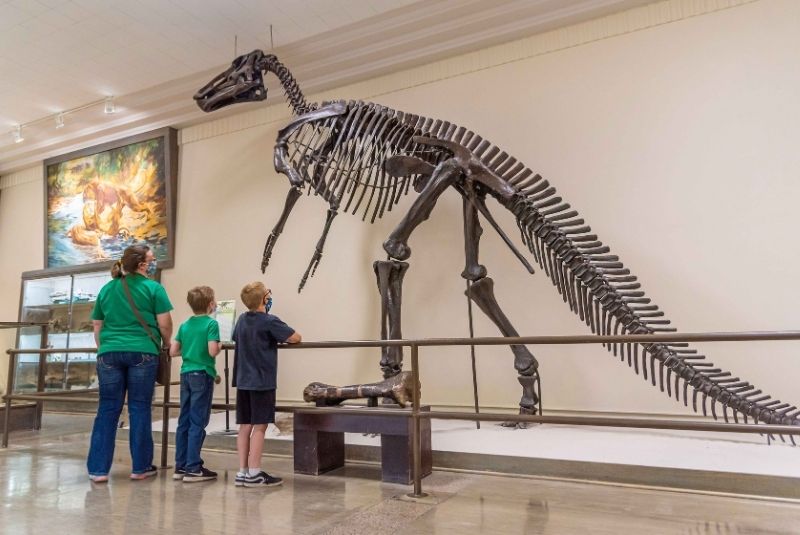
[194,50,268,112]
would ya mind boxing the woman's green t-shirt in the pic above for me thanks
[90,274,173,356]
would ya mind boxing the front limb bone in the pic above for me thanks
[262,186,302,272]
[298,207,338,292]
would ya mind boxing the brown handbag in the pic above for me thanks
[121,275,171,386]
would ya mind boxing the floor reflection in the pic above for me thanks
[2,415,799,535]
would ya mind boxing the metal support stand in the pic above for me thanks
[2,351,15,448]
[408,344,428,498]
[34,326,48,430]
[466,280,480,429]
[210,348,237,436]
[159,356,172,469]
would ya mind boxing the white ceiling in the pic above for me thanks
[0,0,417,126]
[0,0,652,174]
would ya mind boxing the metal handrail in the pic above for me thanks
[10,329,800,355]
[4,329,800,498]
[0,322,49,329]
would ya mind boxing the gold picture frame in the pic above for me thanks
[43,128,178,269]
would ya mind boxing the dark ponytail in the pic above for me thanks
[111,244,151,278]
[110,260,124,279]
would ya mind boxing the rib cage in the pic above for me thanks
[285,99,800,440]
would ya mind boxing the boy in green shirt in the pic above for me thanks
[170,286,221,482]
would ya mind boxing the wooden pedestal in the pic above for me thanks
[293,405,432,484]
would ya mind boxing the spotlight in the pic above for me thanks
[55,113,65,129]
[104,96,115,114]
[12,125,23,143]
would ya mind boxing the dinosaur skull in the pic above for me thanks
[194,50,268,112]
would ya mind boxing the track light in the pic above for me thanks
[8,95,119,143]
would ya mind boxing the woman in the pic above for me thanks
[87,244,173,482]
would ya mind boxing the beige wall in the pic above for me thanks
[0,172,44,395]
[2,0,799,417]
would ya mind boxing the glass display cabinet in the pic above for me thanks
[15,266,112,393]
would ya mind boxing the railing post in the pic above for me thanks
[407,343,427,498]
[224,348,231,432]
[34,325,49,430]
[159,356,172,468]
[2,350,16,448]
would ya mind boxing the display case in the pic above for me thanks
[14,266,112,393]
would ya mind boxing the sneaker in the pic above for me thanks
[183,467,217,483]
[130,466,158,480]
[89,474,108,483]
[234,472,248,487]
[243,471,283,488]
[173,468,186,481]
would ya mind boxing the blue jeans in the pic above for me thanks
[174,371,214,472]
[87,352,157,476]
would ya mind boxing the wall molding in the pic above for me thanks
[180,0,757,146]
[0,166,41,190]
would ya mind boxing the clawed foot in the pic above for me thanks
[382,238,411,261]
[261,233,278,272]
[500,407,539,429]
[298,250,322,292]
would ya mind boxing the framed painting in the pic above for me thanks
[43,127,178,269]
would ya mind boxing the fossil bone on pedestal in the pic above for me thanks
[302,371,417,408]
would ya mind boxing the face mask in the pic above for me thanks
[146,260,158,277]
[266,297,273,312]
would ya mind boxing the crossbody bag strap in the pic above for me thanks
[121,275,162,352]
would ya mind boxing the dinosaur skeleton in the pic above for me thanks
[196,50,800,437]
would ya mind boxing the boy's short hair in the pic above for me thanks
[241,281,268,311]
[187,286,215,314]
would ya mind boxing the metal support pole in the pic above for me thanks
[465,280,480,429]
[159,356,172,468]
[408,344,427,498]
[2,351,16,448]
[34,325,48,430]
[224,348,231,431]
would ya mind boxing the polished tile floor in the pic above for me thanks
[2,414,799,534]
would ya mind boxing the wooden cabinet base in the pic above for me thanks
[0,402,39,434]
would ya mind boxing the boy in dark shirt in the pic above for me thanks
[233,281,301,487]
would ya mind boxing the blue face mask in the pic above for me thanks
[146,260,158,277]
[266,297,273,312]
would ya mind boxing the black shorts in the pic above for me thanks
[236,389,276,425]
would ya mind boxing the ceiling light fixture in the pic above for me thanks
[6,95,119,144]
